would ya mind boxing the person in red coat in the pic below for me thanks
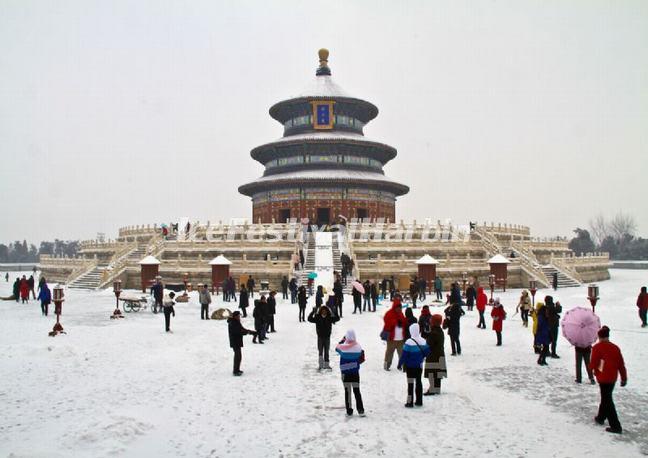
[19,275,29,304]
[476,287,488,329]
[491,298,506,346]
[382,297,408,371]
[589,326,628,434]
[636,286,648,327]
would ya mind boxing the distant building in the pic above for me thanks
[238,49,408,225]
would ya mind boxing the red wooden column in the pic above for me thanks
[209,254,232,295]
[488,254,511,292]
[139,255,161,293]
[416,254,439,292]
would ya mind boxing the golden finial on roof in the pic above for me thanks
[316,48,331,76]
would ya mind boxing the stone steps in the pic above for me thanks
[541,265,581,288]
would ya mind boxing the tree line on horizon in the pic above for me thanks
[568,212,648,260]
[0,240,79,263]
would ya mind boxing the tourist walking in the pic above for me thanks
[516,290,532,327]
[227,310,256,376]
[289,277,298,304]
[252,296,268,343]
[239,285,249,317]
[19,275,29,303]
[575,345,595,384]
[465,283,476,311]
[363,280,371,311]
[28,275,36,300]
[281,276,289,300]
[444,302,465,355]
[4,272,8,282]
[12,277,19,302]
[552,272,558,290]
[449,282,462,306]
[333,279,344,318]
[308,305,340,370]
[162,292,176,333]
[636,286,648,327]
[418,305,432,337]
[397,323,430,407]
[37,279,51,316]
[297,285,308,322]
[476,287,488,331]
[404,307,417,339]
[381,278,388,299]
[382,298,407,371]
[247,275,255,298]
[409,280,419,309]
[151,277,164,313]
[418,278,427,302]
[199,284,211,320]
[424,314,446,395]
[545,296,562,358]
[335,329,365,416]
[315,285,324,308]
[266,291,277,333]
[535,302,550,365]
[590,326,627,434]
[370,282,378,312]
[491,298,506,346]
[352,282,362,314]
[434,276,443,301]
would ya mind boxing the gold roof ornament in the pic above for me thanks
[316,48,331,76]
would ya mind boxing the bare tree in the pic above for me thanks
[589,214,610,246]
[609,212,637,242]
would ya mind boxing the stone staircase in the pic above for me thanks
[298,232,315,286]
[68,265,107,290]
[332,233,354,294]
[541,265,581,288]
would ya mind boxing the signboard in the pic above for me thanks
[311,101,335,129]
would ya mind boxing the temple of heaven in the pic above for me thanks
[238,49,409,225]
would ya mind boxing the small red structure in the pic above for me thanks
[416,255,439,293]
[111,279,124,319]
[488,254,511,292]
[139,255,161,293]
[209,255,232,295]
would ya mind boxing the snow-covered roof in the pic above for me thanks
[293,75,351,98]
[416,254,439,265]
[273,131,384,145]
[488,254,511,264]
[209,255,232,266]
[242,169,407,190]
[139,255,160,265]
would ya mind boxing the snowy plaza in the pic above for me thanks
[1,269,646,457]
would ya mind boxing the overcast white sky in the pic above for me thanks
[1,0,646,244]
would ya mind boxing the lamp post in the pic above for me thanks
[588,284,599,313]
[529,279,537,308]
[49,285,66,336]
[111,279,123,319]
[461,272,468,298]
[183,272,189,292]
[488,274,495,304]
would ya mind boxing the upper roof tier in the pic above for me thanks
[269,50,379,124]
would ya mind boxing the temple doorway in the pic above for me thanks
[356,208,368,220]
[317,208,331,226]
[279,209,291,223]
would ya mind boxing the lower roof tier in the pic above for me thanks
[238,169,410,197]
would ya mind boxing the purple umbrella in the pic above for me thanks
[561,306,601,348]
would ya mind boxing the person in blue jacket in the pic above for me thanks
[37,279,51,316]
[335,329,365,417]
[398,323,431,407]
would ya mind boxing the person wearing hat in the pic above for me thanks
[534,302,550,365]
[162,292,176,333]
[335,329,365,416]
[516,290,532,327]
[397,323,430,407]
[150,276,164,314]
[590,326,628,434]
[491,298,506,346]
[423,314,446,395]
[266,291,277,333]
[227,311,256,376]
[382,297,408,370]
[308,305,340,370]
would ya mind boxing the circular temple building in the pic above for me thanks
[238,49,409,225]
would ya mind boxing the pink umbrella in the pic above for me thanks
[351,281,365,295]
[561,306,601,348]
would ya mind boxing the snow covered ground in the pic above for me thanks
[1,269,647,457]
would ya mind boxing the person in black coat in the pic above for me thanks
[545,295,562,358]
[289,278,298,304]
[307,305,340,370]
[552,272,559,290]
[444,302,465,356]
[246,276,255,298]
[281,276,289,300]
[239,285,249,317]
[449,283,463,306]
[370,282,378,312]
[266,291,277,333]
[465,284,476,311]
[228,311,256,376]
[12,278,20,302]
[315,285,324,308]
[333,279,344,318]
[404,307,417,339]
[251,296,267,343]
[352,284,362,314]
[409,280,419,308]
[297,285,308,322]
